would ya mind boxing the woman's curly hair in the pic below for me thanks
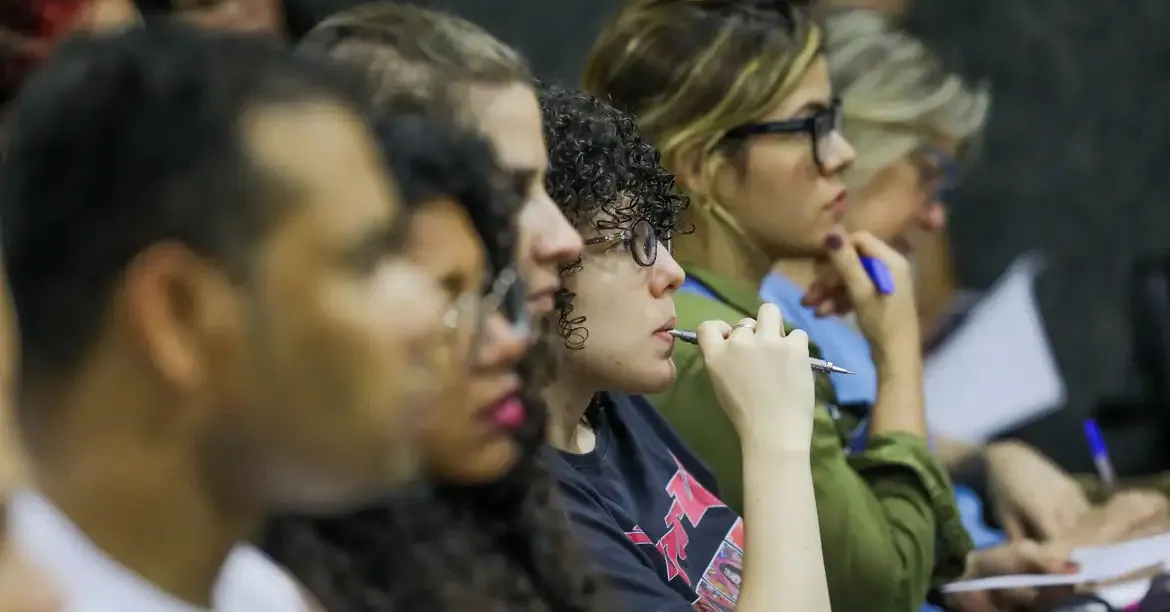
[260,114,607,612]
[539,83,690,349]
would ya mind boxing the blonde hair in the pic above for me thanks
[297,3,532,120]
[825,9,990,188]
[583,0,823,262]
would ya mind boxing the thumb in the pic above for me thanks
[1000,510,1029,541]
[696,320,732,359]
[823,231,875,304]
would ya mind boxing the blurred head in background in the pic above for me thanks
[584,0,854,275]
[382,116,530,484]
[1,25,444,516]
[825,9,989,254]
[301,2,583,331]
[300,2,562,484]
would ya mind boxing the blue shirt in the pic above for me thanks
[544,392,744,612]
[758,273,878,407]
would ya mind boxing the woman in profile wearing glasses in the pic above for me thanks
[538,83,831,612]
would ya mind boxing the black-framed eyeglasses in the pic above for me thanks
[721,98,844,172]
[583,218,661,267]
[442,265,529,362]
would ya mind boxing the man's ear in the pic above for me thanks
[120,241,240,393]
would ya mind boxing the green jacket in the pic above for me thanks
[650,265,973,612]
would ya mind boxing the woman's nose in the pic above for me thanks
[471,311,529,369]
[651,242,686,297]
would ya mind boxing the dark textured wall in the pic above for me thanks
[442,0,1170,471]
[905,0,1170,470]
[431,0,623,85]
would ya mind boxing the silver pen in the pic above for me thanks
[668,329,855,375]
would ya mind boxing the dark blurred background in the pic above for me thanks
[432,0,1170,476]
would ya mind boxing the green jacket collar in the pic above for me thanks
[682,264,763,317]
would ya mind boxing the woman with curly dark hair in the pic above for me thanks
[261,107,607,612]
[537,83,830,611]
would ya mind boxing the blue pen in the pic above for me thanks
[860,256,895,295]
[1083,418,1117,490]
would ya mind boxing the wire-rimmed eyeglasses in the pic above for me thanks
[442,266,529,362]
[583,218,665,267]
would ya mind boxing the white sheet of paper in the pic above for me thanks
[941,533,1170,594]
[923,253,1066,443]
[942,573,1098,593]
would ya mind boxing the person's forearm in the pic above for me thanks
[869,340,927,438]
[737,442,831,612]
[934,437,984,471]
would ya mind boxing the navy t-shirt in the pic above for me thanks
[543,392,744,612]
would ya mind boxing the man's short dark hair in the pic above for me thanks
[0,24,371,389]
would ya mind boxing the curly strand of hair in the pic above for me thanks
[554,285,588,351]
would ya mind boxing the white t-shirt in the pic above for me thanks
[7,488,310,612]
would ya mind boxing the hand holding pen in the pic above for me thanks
[669,329,852,375]
[803,231,920,357]
[695,304,818,448]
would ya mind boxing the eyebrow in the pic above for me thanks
[351,215,410,262]
[505,168,540,197]
[794,99,830,115]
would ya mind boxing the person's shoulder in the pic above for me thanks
[216,544,311,612]
[605,392,672,434]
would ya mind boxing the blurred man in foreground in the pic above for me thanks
[1,24,444,610]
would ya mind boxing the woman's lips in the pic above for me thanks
[483,395,526,430]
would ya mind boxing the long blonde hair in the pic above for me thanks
[583,0,823,264]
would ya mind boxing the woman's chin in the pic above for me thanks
[626,360,676,395]
[427,438,520,485]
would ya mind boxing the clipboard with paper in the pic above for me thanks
[923,252,1067,443]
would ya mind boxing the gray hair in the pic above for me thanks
[825,9,991,187]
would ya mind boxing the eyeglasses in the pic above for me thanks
[915,146,963,206]
[442,266,528,362]
[583,218,661,267]
[721,98,844,172]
